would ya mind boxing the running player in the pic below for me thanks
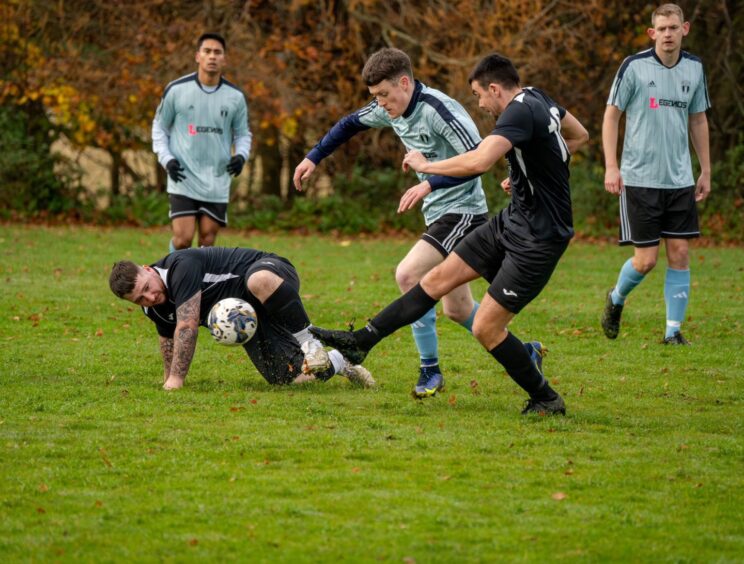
[152,33,252,252]
[311,53,589,415]
[109,247,374,389]
[293,48,488,398]
[601,3,711,344]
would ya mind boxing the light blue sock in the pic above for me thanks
[459,301,479,333]
[664,268,690,338]
[411,307,438,364]
[169,239,176,253]
[611,258,646,305]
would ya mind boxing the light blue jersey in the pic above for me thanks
[307,81,488,225]
[153,73,251,203]
[608,49,710,189]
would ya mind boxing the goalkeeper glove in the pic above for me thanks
[166,159,186,182]
[226,155,245,177]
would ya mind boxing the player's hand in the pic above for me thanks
[500,177,511,196]
[166,159,186,182]
[604,166,624,196]
[293,158,316,191]
[398,181,432,213]
[226,155,245,177]
[402,150,427,173]
[695,172,711,202]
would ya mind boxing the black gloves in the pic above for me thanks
[166,159,186,182]
[227,155,245,177]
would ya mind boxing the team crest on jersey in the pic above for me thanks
[419,132,430,144]
[681,80,690,93]
[220,105,229,117]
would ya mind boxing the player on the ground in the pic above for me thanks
[293,48,488,398]
[311,53,589,415]
[109,247,374,390]
[152,32,251,252]
[601,3,711,345]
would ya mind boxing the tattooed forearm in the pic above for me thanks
[168,292,201,383]
[159,336,174,383]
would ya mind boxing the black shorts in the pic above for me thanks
[619,186,699,247]
[422,213,489,257]
[169,194,228,227]
[242,256,304,385]
[453,214,569,314]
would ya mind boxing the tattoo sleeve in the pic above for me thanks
[169,292,201,384]
[159,336,174,384]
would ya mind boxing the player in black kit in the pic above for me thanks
[109,247,374,390]
[312,54,588,415]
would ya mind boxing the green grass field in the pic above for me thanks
[1,224,742,562]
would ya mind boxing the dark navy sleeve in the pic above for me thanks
[491,101,533,146]
[306,113,371,164]
[428,174,480,191]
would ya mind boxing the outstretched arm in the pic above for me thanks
[164,292,201,390]
[689,112,711,202]
[403,135,512,177]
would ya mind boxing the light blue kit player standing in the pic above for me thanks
[601,3,711,345]
[152,33,252,252]
[293,48,488,398]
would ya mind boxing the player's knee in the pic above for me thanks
[634,257,657,274]
[198,234,216,247]
[246,270,277,299]
[172,235,192,249]
[394,263,420,292]
[442,301,469,323]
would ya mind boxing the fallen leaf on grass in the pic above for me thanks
[469,379,480,395]
[188,538,198,546]
[38,483,48,493]
[551,492,567,501]
[94,500,103,508]
[95,328,104,337]
[351,467,361,474]
[448,394,457,406]
[37,507,46,514]
[99,448,113,468]
[229,406,243,412]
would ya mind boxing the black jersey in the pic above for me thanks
[143,247,285,338]
[491,87,574,242]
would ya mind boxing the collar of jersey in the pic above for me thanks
[402,80,424,119]
[195,75,224,93]
[651,49,683,69]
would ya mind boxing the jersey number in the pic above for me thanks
[548,107,569,162]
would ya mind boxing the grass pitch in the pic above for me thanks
[0,225,742,562]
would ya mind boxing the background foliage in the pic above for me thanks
[0,0,742,238]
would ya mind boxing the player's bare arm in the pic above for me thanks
[560,111,589,154]
[293,158,316,191]
[602,105,624,195]
[403,135,512,177]
[689,111,711,202]
[159,336,174,384]
[164,292,201,390]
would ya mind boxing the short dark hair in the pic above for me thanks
[109,260,140,299]
[468,53,520,90]
[197,32,226,52]
[362,48,413,87]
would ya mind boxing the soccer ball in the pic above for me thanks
[208,298,258,346]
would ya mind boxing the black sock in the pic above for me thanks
[489,332,558,400]
[356,283,438,346]
[261,281,311,333]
